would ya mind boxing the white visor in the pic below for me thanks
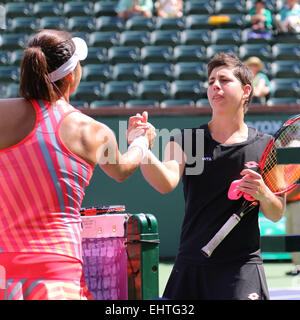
[48,37,88,82]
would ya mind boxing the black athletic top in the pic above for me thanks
[171,124,272,265]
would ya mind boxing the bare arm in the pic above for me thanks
[59,112,154,182]
[140,141,186,194]
[259,192,286,222]
[97,123,145,182]
[254,78,270,98]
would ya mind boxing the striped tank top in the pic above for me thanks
[0,99,94,261]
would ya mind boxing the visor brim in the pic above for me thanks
[72,37,88,61]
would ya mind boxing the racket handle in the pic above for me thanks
[201,214,241,257]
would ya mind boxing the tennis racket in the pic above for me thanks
[201,114,300,258]
[80,205,126,216]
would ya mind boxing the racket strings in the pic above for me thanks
[262,122,300,193]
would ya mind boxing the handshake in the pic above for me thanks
[127,111,156,161]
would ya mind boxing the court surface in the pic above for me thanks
[159,261,300,300]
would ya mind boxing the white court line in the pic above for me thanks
[270,288,300,300]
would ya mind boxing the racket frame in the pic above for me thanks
[80,205,126,216]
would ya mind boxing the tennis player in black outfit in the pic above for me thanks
[129,53,286,300]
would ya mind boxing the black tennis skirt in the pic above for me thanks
[163,259,269,300]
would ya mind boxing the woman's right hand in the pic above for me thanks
[127,111,156,149]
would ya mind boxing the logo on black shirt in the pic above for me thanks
[244,161,258,169]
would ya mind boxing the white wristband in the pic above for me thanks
[128,135,149,160]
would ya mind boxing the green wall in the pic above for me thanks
[82,112,297,258]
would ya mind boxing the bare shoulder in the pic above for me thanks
[0,98,35,138]
[0,97,27,107]
[60,111,114,141]
[0,98,33,123]
[59,111,115,166]
[60,111,96,133]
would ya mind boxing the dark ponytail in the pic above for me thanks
[19,29,75,104]
[19,46,55,102]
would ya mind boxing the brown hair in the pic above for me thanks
[207,52,254,112]
[19,29,75,103]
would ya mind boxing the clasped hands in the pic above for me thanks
[127,111,156,150]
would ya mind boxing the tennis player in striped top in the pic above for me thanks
[0,29,155,300]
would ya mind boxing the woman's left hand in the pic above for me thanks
[237,168,271,201]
